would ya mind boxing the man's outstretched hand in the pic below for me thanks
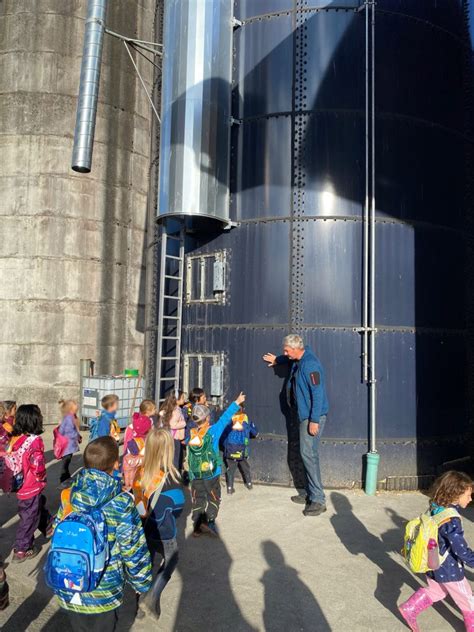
[263,353,277,367]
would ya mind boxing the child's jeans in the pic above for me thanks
[191,476,221,524]
[15,493,51,552]
[225,458,251,488]
[145,537,179,611]
[426,577,474,611]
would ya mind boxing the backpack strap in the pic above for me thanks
[144,475,167,524]
[61,487,73,519]
[432,507,461,527]
[432,508,462,565]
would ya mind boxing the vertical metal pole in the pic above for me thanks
[362,1,369,384]
[369,0,377,454]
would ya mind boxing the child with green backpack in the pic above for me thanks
[399,470,474,631]
[187,392,246,537]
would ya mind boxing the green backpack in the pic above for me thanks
[187,430,221,480]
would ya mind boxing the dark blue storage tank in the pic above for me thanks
[155,0,474,487]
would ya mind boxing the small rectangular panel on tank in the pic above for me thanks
[376,8,465,134]
[232,116,293,220]
[233,13,293,118]
[302,9,364,112]
[376,118,466,227]
[182,222,291,326]
[296,111,365,218]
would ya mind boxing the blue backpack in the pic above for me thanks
[44,501,112,594]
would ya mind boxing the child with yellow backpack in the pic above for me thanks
[132,428,184,620]
[400,470,474,631]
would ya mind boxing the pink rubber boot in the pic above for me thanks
[398,589,433,632]
[463,611,474,631]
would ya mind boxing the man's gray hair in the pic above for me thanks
[283,334,304,349]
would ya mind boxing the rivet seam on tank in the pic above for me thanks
[291,1,310,329]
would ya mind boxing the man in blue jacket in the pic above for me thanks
[263,334,329,516]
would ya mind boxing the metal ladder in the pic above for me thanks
[155,222,185,403]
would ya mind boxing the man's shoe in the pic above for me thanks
[227,486,235,495]
[291,494,308,505]
[245,482,253,490]
[303,502,327,517]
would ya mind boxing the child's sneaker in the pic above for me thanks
[201,520,219,538]
[12,546,40,563]
[192,524,203,538]
[227,486,235,495]
[245,482,253,490]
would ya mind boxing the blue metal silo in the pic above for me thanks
[153,0,474,487]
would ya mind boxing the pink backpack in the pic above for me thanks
[123,437,146,489]
[0,435,36,493]
[53,426,69,460]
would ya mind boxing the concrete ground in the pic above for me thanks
[0,437,473,631]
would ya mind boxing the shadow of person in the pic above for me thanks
[330,492,463,630]
[173,507,257,632]
[260,541,330,632]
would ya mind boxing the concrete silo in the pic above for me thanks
[0,0,156,421]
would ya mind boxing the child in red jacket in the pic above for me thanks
[10,405,52,562]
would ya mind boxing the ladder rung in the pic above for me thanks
[161,356,179,360]
[162,336,179,340]
[160,377,177,381]
[166,235,181,241]
[165,255,181,261]
[164,294,180,300]
[165,275,183,281]
[163,315,179,320]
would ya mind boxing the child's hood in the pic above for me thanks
[132,412,152,438]
[70,468,123,511]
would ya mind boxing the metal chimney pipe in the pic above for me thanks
[71,0,108,173]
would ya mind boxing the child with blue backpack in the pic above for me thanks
[187,392,246,537]
[222,405,258,494]
[132,428,184,620]
[46,436,152,631]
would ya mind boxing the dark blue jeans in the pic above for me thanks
[146,537,178,612]
[299,415,326,504]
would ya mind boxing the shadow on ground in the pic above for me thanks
[330,492,464,631]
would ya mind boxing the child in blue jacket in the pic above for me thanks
[222,405,258,494]
[89,394,119,443]
[186,392,246,537]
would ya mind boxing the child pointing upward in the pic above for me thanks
[187,392,246,537]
